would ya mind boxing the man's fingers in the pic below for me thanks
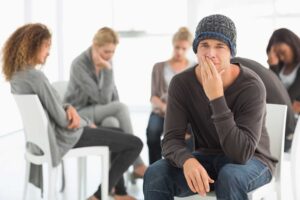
[194,172,206,196]
[200,64,206,83]
[200,173,210,193]
[206,57,218,77]
[204,56,214,77]
[186,176,197,193]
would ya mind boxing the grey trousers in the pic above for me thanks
[78,101,145,167]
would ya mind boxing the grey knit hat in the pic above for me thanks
[192,14,237,56]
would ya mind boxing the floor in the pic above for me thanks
[0,110,295,200]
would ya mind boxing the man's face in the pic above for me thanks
[196,39,231,72]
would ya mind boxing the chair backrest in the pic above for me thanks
[291,117,300,200]
[52,81,68,100]
[265,104,287,186]
[13,94,52,165]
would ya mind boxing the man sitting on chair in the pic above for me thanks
[143,14,277,200]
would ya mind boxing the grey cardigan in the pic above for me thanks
[64,47,119,111]
[10,68,89,190]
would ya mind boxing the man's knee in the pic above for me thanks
[215,164,247,198]
[144,160,172,189]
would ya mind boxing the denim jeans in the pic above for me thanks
[146,112,165,164]
[143,152,272,200]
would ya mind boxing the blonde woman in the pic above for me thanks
[64,27,146,190]
[2,23,142,200]
[146,27,195,164]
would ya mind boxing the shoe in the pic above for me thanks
[130,171,143,184]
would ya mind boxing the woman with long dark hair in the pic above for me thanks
[266,28,300,114]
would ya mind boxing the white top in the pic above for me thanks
[279,64,300,89]
[164,61,193,87]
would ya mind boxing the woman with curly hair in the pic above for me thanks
[2,23,142,200]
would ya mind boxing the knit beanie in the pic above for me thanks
[192,14,237,56]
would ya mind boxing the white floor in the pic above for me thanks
[0,110,295,200]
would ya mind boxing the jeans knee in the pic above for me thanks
[215,165,247,199]
[144,160,169,190]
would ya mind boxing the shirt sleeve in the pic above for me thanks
[34,71,88,129]
[209,83,266,164]
[161,77,194,168]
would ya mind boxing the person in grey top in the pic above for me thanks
[64,27,147,182]
[2,23,142,200]
[147,27,194,164]
[143,14,276,200]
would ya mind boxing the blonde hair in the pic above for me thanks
[172,27,193,45]
[2,23,51,80]
[93,27,119,47]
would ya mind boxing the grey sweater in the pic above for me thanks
[162,65,277,174]
[64,47,119,111]
[10,68,89,189]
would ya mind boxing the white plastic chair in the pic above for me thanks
[13,94,109,200]
[175,104,287,200]
[51,81,68,100]
[290,118,300,200]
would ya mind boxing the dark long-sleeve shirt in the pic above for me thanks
[162,65,277,174]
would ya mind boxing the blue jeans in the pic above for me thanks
[143,153,272,200]
[146,112,164,164]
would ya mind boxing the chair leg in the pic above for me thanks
[23,161,30,200]
[47,166,57,200]
[101,149,109,200]
[78,157,87,200]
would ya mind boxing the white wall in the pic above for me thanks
[1,0,300,136]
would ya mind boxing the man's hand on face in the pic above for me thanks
[183,158,214,196]
[197,56,224,101]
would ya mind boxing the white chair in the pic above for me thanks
[14,94,109,200]
[51,81,68,100]
[175,104,287,200]
[290,118,300,200]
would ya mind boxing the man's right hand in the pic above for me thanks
[183,158,214,196]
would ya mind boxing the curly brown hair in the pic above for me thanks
[2,23,51,80]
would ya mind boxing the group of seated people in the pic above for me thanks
[2,13,299,200]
